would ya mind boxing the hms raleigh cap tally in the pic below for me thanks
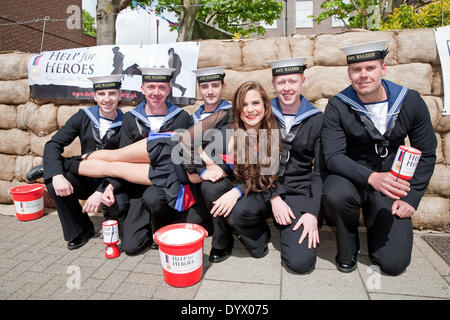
[266,57,308,76]
[88,74,123,91]
[192,66,226,83]
[138,67,175,83]
[340,40,390,64]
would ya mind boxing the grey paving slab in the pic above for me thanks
[369,293,446,300]
[281,268,369,300]
[195,279,280,300]
[1,211,449,301]
[357,245,450,299]
[152,276,200,300]
[204,247,281,285]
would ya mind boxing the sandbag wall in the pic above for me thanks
[0,29,448,230]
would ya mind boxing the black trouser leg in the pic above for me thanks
[279,195,317,274]
[365,192,413,276]
[201,179,234,250]
[45,172,97,241]
[227,193,271,258]
[121,197,151,255]
[322,174,362,265]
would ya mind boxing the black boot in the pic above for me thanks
[26,165,44,182]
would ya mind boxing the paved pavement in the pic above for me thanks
[0,205,449,301]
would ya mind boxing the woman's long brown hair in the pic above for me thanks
[231,81,280,195]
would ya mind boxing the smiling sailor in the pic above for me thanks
[321,40,437,275]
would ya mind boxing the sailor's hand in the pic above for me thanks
[52,174,74,197]
[368,172,410,200]
[392,200,415,218]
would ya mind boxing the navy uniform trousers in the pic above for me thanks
[323,174,413,276]
[142,184,213,236]
[201,178,316,274]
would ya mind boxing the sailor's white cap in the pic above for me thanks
[339,40,389,64]
[88,74,123,90]
[192,66,226,83]
[138,67,175,82]
[266,57,308,76]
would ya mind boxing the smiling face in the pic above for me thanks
[93,89,120,119]
[198,80,225,111]
[347,59,387,102]
[239,89,266,131]
[141,81,171,109]
[272,73,304,110]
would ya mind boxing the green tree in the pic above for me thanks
[95,0,282,44]
[82,9,97,37]
[311,0,438,30]
[381,1,450,30]
[135,0,283,38]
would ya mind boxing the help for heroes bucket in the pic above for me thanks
[9,184,45,221]
[153,223,207,287]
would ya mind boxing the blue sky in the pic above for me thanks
[82,0,178,44]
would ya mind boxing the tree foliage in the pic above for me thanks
[381,1,450,30]
[311,0,442,30]
[133,0,283,37]
[82,9,97,38]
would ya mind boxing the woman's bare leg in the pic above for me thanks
[78,160,152,185]
[84,138,149,163]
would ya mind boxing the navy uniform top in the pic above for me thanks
[321,79,437,209]
[270,96,323,217]
[119,100,193,147]
[43,105,123,181]
[192,99,232,124]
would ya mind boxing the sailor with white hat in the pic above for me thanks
[207,57,323,273]
[321,40,437,275]
[35,74,125,250]
[191,66,231,123]
[111,66,199,256]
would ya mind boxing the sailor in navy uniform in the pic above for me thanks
[106,67,193,254]
[140,67,233,239]
[321,40,437,275]
[43,75,124,250]
[191,66,231,124]
[206,58,323,274]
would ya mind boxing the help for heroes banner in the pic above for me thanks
[28,42,200,105]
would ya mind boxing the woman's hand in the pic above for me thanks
[270,196,296,225]
[201,164,227,183]
[211,188,241,218]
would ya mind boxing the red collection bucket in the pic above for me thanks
[9,184,45,221]
[153,223,207,287]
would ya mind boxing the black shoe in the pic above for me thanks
[26,165,44,182]
[67,228,95,250]
[209,246,233,263]
[149,241,159,250]
[335,253,358,273]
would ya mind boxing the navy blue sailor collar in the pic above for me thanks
[83,105,123,130]
[271,95,321,128]
[192,99,232,123]
[129,100,184,129]
[336,79,409,131]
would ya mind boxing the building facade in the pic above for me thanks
[262,0,348,37]
[0,0,96,53]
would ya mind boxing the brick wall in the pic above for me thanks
[0,0,96,52]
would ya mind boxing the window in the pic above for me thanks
[296,1,313,28]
